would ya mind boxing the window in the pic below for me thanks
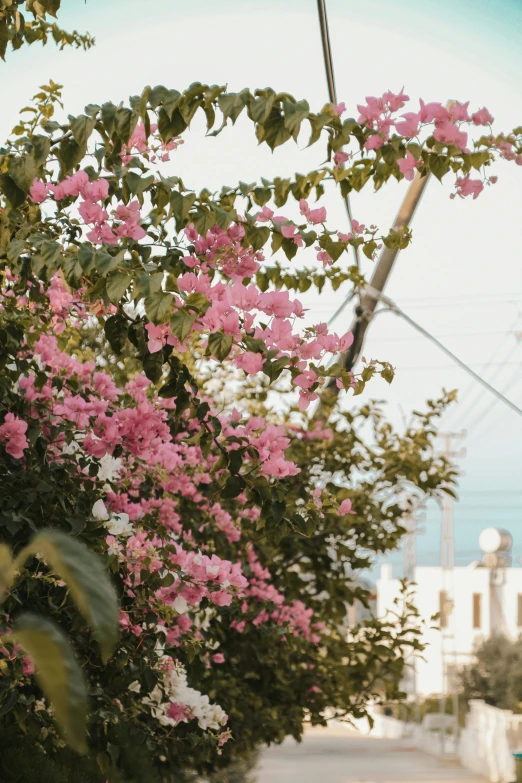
[473,593,482,629]
[439,590,448,628]
[517,594,522,627]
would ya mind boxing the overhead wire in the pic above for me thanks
[363,285,522,419]
[442,305,522,429]
[315,0,360,273]
[466,368,522,443]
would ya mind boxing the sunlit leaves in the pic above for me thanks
[12,614,88,753]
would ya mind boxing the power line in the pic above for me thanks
[466,369,522,443]
[315,0,359,269]
[458,490,522,496]
[395,361,522,371]
[365,285,522,419]
[369,329,515,342]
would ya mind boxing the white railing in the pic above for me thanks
[459,699,522,783]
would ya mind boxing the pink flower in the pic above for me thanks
[256,205,274,223]
[364,134,384,151]
[307,207,327,225]
[433,119,468,150]
[210,590,233,607]
[351,220,365,235]
[0,413,28,459]
[472,107,494,126]
[82,178,110,202]
[448,100,469,121]
[397,150,421,181]
[338,498,356,516]
[455,176,484,200]
[334,150,349,167]
[79,200,107,225]
[418,100,449,123]
[394,112,420,138]
[22,656,35,676]
[234,352,264,375]
[382,88,409,112]
[29,179,48,203]
[212,653,225,663]
[281,225,303,245]
[333,102,346,116]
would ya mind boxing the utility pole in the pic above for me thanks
[315,170,432,418]
[438,431,466,756]
[402,503,425,714]
[314,0,435,418]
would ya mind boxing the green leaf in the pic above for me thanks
[58,136,86,176]
[114,107,139,144]
[218,92,246,124]
[0,174,26,208]
[7,239,25,264]
[428,153,450,182]
[144,292,174,325]
[100,101,117,136]
[78,243,96,273]
[162,89,181,120]
[12,613,88,753]
[283,98,310,140]
[250,91,275,124]
[16,530,119,662]
[69,114,96,147]
[170,190,196,230]
[193,208,217,236]
[31,135,51,168]
[143,350,164,383]
[157,107,187,143]
[208,332,233,361]
[8,156,37,193]
[0,543,13,600]
[221,475,246,499]
[170,308,197,342]
[106,271,132,303]
[96,249,124,276]
[260,109,291,150]
[244,225,270,252]
[104,314,128,354]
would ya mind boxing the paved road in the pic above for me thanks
[256,728,485,783]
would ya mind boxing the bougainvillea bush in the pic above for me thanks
[1,5,522,778]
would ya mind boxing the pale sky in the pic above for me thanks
[4,0,522,572]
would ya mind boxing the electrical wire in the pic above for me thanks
[364,285,522,419]
[442,312,522,429]
[394,361,522,371]
[316,0,360,271]
[466,369,522,443]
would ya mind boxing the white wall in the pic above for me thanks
[376,564,522,696]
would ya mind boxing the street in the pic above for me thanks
[256,727,485,783]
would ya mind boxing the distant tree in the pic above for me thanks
[460,635,522,712]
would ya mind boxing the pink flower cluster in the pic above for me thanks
[241,549,321,642]
[120,120,183,164]
[143,223,354,410]
[356,91,494,153]
[30,171,146,245]
[0,413,28,460]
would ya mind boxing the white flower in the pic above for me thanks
[92,499,108,520]
[62,439,80,456]
[173,595,188,614]
[106,512,133,537]
[128,680,141,693]
[98,453,122,483]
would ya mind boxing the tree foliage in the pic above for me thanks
[0,8,520,780]
[460,635,522,713]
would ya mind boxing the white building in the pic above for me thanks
[376,529,522,697]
